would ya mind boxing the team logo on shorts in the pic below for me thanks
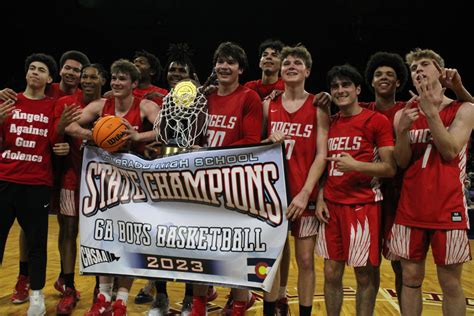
[451,212,462,222]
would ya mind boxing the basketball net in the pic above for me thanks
[153,82,209,152]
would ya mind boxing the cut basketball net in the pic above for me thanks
[92,115,128,153]
[154,80,209,149]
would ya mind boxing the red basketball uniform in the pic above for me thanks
[133,85,167,106]
[0,93,60,186]
[54,94,91,215]
[244,78,285,100]
[46,82,82,100]
[206,85,262,147]
[268,94,319,237]
[101,97,146,154]
[362,101,406,260]
[317,108,394,267]
[390,101,471,265]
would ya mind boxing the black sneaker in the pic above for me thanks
[135,288,154,304]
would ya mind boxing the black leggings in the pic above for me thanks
[0,181,51,290]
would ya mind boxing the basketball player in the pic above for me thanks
[390,48,473,315]
[315,64,397,316]
[192,41,262,316]
[3,49,91,306]
[53,63,108,315]
[132,49,168,105]
[244,39,285,100]
[262,44,330,316]
[66,59,160,315]
[0,53,79,316]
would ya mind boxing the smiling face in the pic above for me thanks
[60,59,83,89]
[215,56,241,86]
[81,66,105,98]
[330,77,360,109]
[167,61,191,89]
[281,55,310,85]
[372,65,399,97]
[259,47,281,76]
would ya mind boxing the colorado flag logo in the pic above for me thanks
[247,257,275,283]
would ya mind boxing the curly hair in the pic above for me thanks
[365,51,408,93]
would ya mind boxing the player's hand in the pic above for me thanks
[121,118,139,142]
[144,141,161,159]
[264,89,284,101]
[286,190,310,221]
[397,93,419,132]
[415,73,445,116]
[261,131,289,144]
[325,152,359,173]
[434,60,463,92]
[0,99,16,124]
[53,142,70,156]
[57,104,82,133]
[313,91,332,108]
[316,198,330,224]
[0,88,18,102]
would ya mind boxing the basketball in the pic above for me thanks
[92,115,128,152]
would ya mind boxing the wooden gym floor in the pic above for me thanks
[0,216,473,315]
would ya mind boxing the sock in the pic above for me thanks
[99,283,113,301]
[59,261,64,279]
[185,283,193,297]
[143,280,154,294]
[278,286,287,298]
[63,273,75,289]
[299,304,312,316]
[30,290,44,299]
[116,290,129,305]
[232,300,247,316]
[155,280,168,296]
[95,276,100,289]
[192,296,207,316]
[263,300,276,315]
[19,261,29,277]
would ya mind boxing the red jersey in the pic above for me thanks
[267,94,318,200]
[396,101,468,229]
[0,93,60,186]
[102,97,147,154]
[54,94,89,190]
[46,82,82,100]
[324,108,394,204]
[244,78,285,100]
[206,85,262,147]
[133,85,167,106]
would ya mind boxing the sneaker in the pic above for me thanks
[54,277,66,295]
[275,297,289,316]
[112,299,127,316]
[134,288,154,304]
[11,275,30,304]
[206,286,218,302]
[147,293,169,316]
[56,287,79,315]
[221,291,256,316]
[85,293,112,316]
[181,295,192,316]
[27,291,45,316]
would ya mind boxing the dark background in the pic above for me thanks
[2,0,471,102]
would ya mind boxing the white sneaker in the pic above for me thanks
[27,291,46,316]
[147,293,169,316]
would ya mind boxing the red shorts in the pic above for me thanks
[315,201,382,267]
[291,214,319,238]
[389,224,472,265]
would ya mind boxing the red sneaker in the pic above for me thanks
[56,287,79,315]
[207,286,218,302]
[54,277,65,295]
[275,297,289,316]
[192,296,207,316]
[112,299,127,316]
[85,293,112,316]
[11,275,30,304]
[221,292,256,315]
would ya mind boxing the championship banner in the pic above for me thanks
[79,143,288,291]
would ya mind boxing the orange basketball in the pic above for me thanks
[92,116,128,153]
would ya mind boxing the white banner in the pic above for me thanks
[79,143,288,291]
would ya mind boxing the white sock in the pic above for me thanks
[278,286,287,298]
[30,290,44,298]
[116,290,129,305]
[99,283,113,301]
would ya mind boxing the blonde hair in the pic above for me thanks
[405,48,445,68]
